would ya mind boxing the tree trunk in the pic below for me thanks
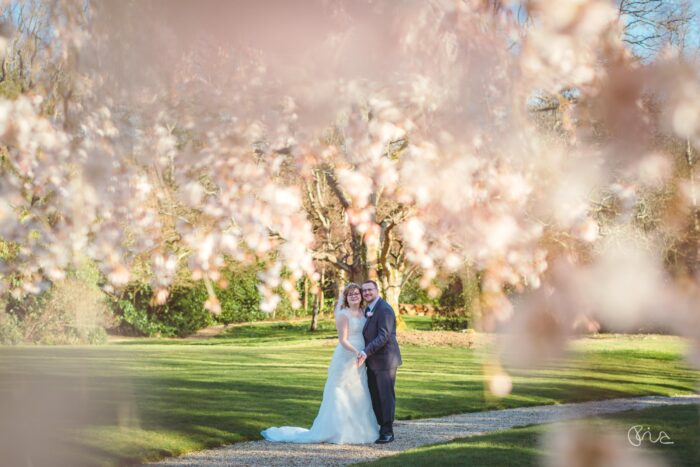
[303,276,309,313]
[319,268,325,316]
[685,139,700,273]
[687,140,700,236]
[349,227,367,284]
[462,266,482,330]
[348,267,365,285]
[309,293,319,332]
[366,237,379,283]
[380,269,402,314]
[334,279,344,309]
[309,268,327,332]
[379,265,406,330]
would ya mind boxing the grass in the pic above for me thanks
[356,403,700,466]
[0,321,697,465]
[209,315,433,343]
[108,316,432,346]
[400,316,434,331]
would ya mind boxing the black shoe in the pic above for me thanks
[375,434,394,444]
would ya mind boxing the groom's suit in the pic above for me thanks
[362,297,402,437]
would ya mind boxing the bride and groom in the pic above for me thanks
[261,280,402,444]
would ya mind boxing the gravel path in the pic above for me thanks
[149,394,699,467]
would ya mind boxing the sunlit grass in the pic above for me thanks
[0,328,697,465]
[356,403,700,466]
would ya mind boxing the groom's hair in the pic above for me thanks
[362,280,378,290]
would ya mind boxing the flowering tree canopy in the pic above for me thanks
[1,0,699,376]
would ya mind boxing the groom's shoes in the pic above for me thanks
[375,434,394,444]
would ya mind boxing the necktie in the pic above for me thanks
[365,306,371,317]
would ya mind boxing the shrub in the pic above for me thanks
[271,288,296,320]
[0,309,23,345]
[399,275,440,305]
[4,291,49,342]
[215,267,264,324]
[430,276,472,331]
[160,285,213,337]
[4,260,113,344]
[206,263,298,323]
[401,271,481,331]
[111,283,206,338]
[111,263,306,337]
[438,276,466,308]
[431,312,470,331]
[112,284,170,336]
[113,279,235,337]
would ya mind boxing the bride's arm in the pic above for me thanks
[335,314,358,353]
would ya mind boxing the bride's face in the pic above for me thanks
[346,289,362,306]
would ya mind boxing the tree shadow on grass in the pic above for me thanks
[2,341,696,465]
[0,348,330,465]
[58,375,329,464]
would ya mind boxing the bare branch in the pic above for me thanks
[322,166,350,209]
[312,251,352,273]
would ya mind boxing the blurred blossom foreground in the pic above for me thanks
[0,0,699,464]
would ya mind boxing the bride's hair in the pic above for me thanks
[338,282,364,310]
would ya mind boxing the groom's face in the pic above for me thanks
[361,283,378,303]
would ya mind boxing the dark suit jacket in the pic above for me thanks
[362,298,402,370]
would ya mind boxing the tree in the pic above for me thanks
[618,0,696,56]
[303,121,416,312]
[0,2,699,394]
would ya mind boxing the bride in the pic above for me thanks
[261,283,379,444]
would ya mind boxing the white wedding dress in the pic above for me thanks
[261,308,379,444]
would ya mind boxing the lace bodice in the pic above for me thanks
[336,308,366,340]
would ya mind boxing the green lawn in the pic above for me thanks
[0,321,697,466]
[210,315,433,343]
[356,403,700,466]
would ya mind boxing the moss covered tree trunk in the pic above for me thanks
[309,269,325,332]
[309,292,320,332]
[378,265,406,330]
[462,266,482,330]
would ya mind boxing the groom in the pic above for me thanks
[356,280,402,444]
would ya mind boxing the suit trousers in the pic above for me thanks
[366,366,397,436]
